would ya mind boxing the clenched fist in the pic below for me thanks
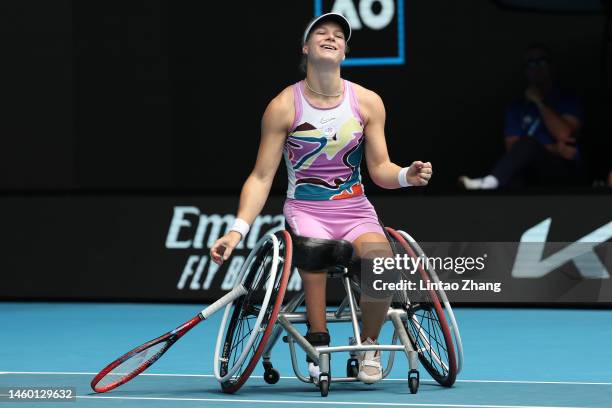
[405,161,433,186]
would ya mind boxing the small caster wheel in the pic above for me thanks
[409,377,419,394]
[264,368,280,384]
[346,358,359,377]
[408,369,419,394]
[319,374,330,397]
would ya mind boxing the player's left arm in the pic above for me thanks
[358,86,432,188]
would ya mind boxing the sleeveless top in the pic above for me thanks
[283,80,365,200]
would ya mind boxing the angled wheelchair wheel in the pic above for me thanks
[385,227,458,387]
[396,229,464,376]
[214,230,292,393]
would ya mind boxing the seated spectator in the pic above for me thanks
[459,44,584,189]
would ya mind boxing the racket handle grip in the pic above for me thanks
[200,284,248,320]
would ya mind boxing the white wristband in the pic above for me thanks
[398,166,412,187]
[230,218,250,239]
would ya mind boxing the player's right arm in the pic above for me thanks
[210,88,294,265]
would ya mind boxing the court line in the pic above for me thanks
[76,395,590,408]
[2,371,612,386]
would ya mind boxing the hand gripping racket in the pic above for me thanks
[91,284,247,393]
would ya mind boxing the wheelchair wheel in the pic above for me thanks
[214,230,292,393]
[396,229,464,376]
[385,227,457,387]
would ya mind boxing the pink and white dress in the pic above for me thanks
[283,79,384,242]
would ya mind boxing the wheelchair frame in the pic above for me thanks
[264,284,421,395]
[213,228,464,397]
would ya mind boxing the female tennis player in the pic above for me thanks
[211,13,432,384]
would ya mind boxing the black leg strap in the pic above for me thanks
[305,331,330,346]
[305,331,330,363]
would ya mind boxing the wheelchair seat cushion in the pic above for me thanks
[289,233,355,272]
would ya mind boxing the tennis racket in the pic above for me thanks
[91,284,247,393]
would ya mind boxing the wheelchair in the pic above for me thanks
[213,227,464,397]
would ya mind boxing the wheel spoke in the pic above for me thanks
[384,228,455,386]
[218,233,290,392]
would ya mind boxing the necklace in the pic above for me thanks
[304,79,342,97]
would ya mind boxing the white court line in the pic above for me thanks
[76,395,590,408]
[2,371,612,386]
[452,379,612,386]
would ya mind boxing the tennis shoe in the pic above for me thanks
[357,337,382,384]
[308,362,321,382]
[458,175,483,189]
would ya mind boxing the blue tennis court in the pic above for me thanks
[1,303,610,407]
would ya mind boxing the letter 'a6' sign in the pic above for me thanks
[314,0,405,66]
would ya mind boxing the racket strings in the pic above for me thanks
[96,341,168,387]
